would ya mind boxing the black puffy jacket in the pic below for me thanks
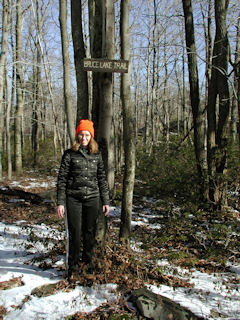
[57,147,110,206]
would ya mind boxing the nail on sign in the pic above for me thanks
[82,59,129,73]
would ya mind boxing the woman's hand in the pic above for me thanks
[103,205,110,216]
[57,205,65,219]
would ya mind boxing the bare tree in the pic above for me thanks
[238,20,240,148]
[10,0,16,129]
[230,12,240,143]
[97,0,115,195]
[151,0,157,142]
[88,0,102,130]
[162,29,170,143]
[119,0,136,244]
[88,0,115,246]
[15,0,24,174]
[0,0,10,180]
[200,0,213,158]
[144,0,152,145]
[32,0,42,166]
[71,0,89,123]
[181,29,187,136]
[207,0,231,208]
[5,64,12,179]
[238,61,240,149]
[201,0,213,103]
[29,0,64,155]
[182,0,207,199]
[59,0,75,144]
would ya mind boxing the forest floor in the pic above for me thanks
[0,171,239,319]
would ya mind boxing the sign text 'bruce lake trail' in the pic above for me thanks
[82,58,129,73]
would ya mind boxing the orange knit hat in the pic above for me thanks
[76,119,95,138]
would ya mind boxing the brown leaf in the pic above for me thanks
[0,277,24,291]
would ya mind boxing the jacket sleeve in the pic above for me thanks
[56,150,71,206]
[97,153,110,205]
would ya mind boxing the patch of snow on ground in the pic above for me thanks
[8,178,56,190]
[0,192,239,319]
[3,283,117,320]
[0,221,118,320]
[150,260,240,320]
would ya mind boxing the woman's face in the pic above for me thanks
[78,130,91,147]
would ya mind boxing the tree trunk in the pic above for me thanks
[151,0,157,143]
[182,0,207,199]
[181,29,187,136]
[145,0,152,146]
[201,0,212,163]
[230,12,240,143]
[238,64,240,149]
[238,42,240,149]
[119,0,136,244]
[88,0,102,134]
[97,0,115,196]
[207,0,230,208]
[163,29,169,143]
[5,64,12,180]
[201,0,213,102]
[89,0,115,193]
[71,0,89,123]
[32,0,42,167]
[30,0,63,155]
[89,0,115,246]
[10,0,16,131]
[59,0,75,144]
[15,0,24,174]
[0,0,9,180]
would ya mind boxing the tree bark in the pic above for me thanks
[238,35,240,149]
[0,0,9,180]
[88,0,102,133]
[32,0,42,167]
[119,0,136,244]
[182,0,207,199]
[230,12,240,143]
[151,0,157,143]
[71,0,89,123]
[5,64,12,180]
[145,0,152,146]
[207,0,230,208]
[89,0,115,246]
[181,29,187,135]
[163,29,169,143]
[238,60,240,149]
[201,0,213,102]
[59,0,75,144]
[15,0,24,174]
[89,0,115,194]
[88,0,105,247]
[10,0,16,130]
[97,0,115,196]
[201,0,213,164]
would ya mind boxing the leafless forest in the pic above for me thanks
[0,0,240,226]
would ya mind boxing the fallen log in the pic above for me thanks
[0,185,44,204]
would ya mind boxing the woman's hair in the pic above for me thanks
[71,137,99,154]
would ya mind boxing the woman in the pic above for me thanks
[56,119,110,278]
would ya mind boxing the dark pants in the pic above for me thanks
[66,196,99,270]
